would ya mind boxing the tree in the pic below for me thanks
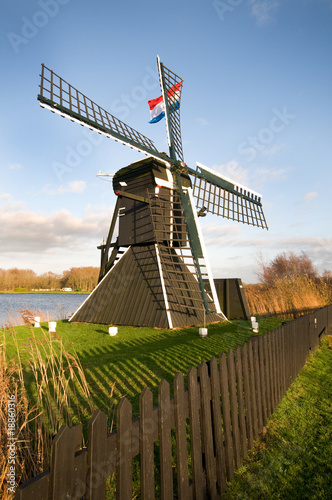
[60,267,99,291]
[258,251,318,287]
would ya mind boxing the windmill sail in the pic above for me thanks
[157,57,184,162]
[186,162,268,229]
[38,64,169,165]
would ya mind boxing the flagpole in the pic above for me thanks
[157,55,176,161]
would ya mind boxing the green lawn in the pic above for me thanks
[5,317,284,426]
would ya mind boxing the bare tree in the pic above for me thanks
[258,251,318,287]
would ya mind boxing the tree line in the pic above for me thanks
[0,267,100,292]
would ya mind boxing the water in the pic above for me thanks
[0,293,88,327]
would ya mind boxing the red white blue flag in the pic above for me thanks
[148,82,182,124]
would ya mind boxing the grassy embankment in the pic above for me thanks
[223,336,332,499]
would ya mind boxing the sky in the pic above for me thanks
[0,0,331,284]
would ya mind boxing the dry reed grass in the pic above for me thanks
[244,275,331,317]
[0,322,95,499]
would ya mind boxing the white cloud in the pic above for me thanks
[9,163,23,170]
[0,193,11,200]
[41,180,86,196]
[259,143,285,157]
[303,191,317,203]
[212,160,249,186]
[196,118,208,127]
[67,180,86,193]
[0,204,112,255]
[253,167,288,184]
[249,0,279,25]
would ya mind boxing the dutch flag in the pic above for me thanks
[148,82,182,124]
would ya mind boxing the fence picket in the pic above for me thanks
[257,336,267,426]
[275,328,282,405]
[117,398,132,500]
[159,379,173,500]
[49,424,82,500]
[87,409,108,500]
[263,335,271,418]
[140,388,155,500]
[219,352,234,481]
[280,327,286,396]
[209,356,227,495]
[187,366,205,499]
[271,331,278,409]
[227,349,241,469]
[198,362,218,499]
[234,346,247,460]
[247,340,258,441]
[174,372,190,500]
[241,343,253,449]
[252,340,263,432]
[267,332,276,413]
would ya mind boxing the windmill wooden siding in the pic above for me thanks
[15,305,331,499]
[70,244,221,328]
[113,159,191,247]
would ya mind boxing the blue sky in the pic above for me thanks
[0,0,331,283]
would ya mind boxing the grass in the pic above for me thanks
[222,336,332,499]
[4,317,284,423]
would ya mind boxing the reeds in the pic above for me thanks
[244,275,331,317]
[0,323,95,498]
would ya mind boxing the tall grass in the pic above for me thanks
[0,324,95,499]
[244,275,331,317]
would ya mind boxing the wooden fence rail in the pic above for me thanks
[15,304,332,499]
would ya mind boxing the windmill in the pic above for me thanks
[37,58,268,328]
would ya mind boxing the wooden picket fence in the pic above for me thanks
[15,305,331,499]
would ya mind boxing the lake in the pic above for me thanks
[0,293,88,327]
